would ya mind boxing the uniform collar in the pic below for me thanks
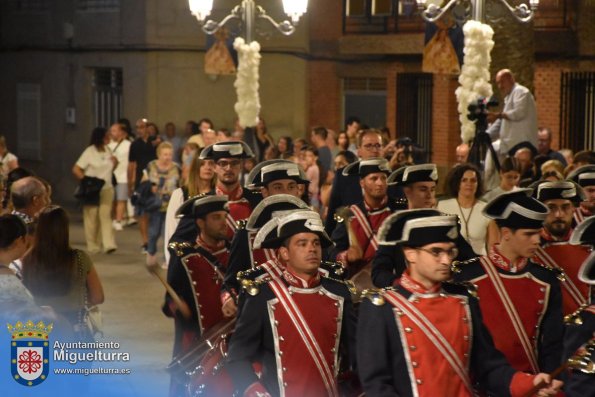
[363,196,388,212]
[216,184,243,201]
[488,244,528,273]
[196,235,226,252]
[282,267,321,289]
[540,227,572,243]
[396,271,441,295]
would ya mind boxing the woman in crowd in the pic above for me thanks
[337,131,350,152]
[147,122,163,148]
[303,146,321,212]
[277,136,293,157]
[0,136,19,180]
[22,206,104,337]
[481,156,522,202]
[321,150,357,219]
[437,163,493,255]
[254,118,275,163]
[163,154,215,265]
[540,159,565,181]
[72,127,118,254]
[143,142,181,267]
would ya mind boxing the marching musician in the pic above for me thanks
[199,141,261,237]
[357,209,563,397]
[226,210,356,397]
[329,158,397,280]
[371,163,476,288]
[221,192,310,317]
[453,189,564,374]
[532,180,591,315]
[567,165,595,225]
[564,216,595,396]
[163,194,231,393]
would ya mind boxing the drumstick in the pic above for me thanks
[146,263,192,320]
[521,363,567,397]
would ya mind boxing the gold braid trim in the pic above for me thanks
[450,256,480,274]
[564,304,589,326]
[168,241,194,257]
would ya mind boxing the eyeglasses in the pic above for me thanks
[546,203,573,214]
[216,159,241,168]
[363,143,382,151]
[417,247,459,260]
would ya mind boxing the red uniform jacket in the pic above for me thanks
[453,245,564,374]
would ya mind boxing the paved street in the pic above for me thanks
[68,211,173,396]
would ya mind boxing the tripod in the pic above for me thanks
[467,101,500,173]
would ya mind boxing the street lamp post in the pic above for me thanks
[415,0,539,24]
[188,0,308,43]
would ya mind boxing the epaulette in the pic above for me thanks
[168,241,194,257]
[567,337,595,374]
[444,281,479,298]
[333,206,350,224]
[322,274,358,296]
[320,260,346,278]
[236,219,248,230]
[531,259,566,280]
[237,268,270,296]
[450,256,480,274]
[564,304,589,326]
[360,288,386,306]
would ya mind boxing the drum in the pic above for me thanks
[186,330,234,397]
[167,319,236,397]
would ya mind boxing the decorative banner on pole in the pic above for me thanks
[233,37,261,128]
[205,28,237,76]
[455,20,494,143]
[422,19,463,75]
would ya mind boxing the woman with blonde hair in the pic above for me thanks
[163,153,216,265]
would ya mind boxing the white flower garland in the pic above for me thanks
[455,20,495,143]
[233,37,261,128]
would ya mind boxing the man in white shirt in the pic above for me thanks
[486,69,538,159]
[108,122,131,231]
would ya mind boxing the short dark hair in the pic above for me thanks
[336,150,357,164]
[0,214,26,249]
[573,150,595,165]
[312,126,328,140]
[346,116,361,127]
[445,163,483,199]
[356,129,383,148]
[89,127,108,148]
[500,156,522,174]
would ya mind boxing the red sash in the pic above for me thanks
[383,290,475,395]
[266,272,339,397]
[479,257,540,373]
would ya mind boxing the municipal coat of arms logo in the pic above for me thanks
[7,320,53,386]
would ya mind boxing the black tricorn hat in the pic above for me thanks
[245,159,309,189]
[246,194,309,231]
[175,194,229,218]
[531,180,584,205]
[483,189,548,229]
[253,210,333,249]
[508,141,538,158]
[199,141,254,160]
[377,209,458,247]
[569,215,595,246]
[567,165,595,188]
[387,164,438,186]
[342,158,391,178]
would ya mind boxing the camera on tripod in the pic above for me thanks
[467,97,499,122]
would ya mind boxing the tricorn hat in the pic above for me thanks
[531,180,584,205]
[199,141,254,160]
[377,209,458,247]
[388,164,438,186]
[254,210,334,249]
[483,189,548,229]
[246,194,309,231]
[342,158,391,178]
[175,194,229,218]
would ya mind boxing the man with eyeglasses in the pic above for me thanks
[531,180,591,316]
[199,141,260,238]
[325,129,384,234]
[358,209,562,397]
[453,190,564,376]
[371,164,476,288]
[567,164,595,225]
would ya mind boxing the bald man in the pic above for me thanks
[455,143,470,164]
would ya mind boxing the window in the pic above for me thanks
[560,71,595,153]
[343,78,387,130]
[9,0,48,12]
[343,0,423,34]
[17,84,42,161]
[396,73,433,161]
[92,68,123,128]
[77,0,120,12]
